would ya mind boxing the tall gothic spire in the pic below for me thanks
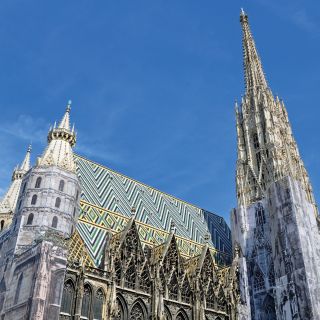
[240,9,268,93]
[38,101,77,172]
[0,145,32,214]
[236,10,316,208]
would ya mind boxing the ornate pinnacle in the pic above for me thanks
[240,9,268,93]
[47,102,76,147]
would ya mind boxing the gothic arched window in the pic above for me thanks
[61,279,75,315]
[176,310,188,320]
[206,283,215,309]
[125,261,136,289]
[52,216,58,229]
[164,306,172,320]
[264,295,276,320]
[253,132,259,149]
[14,274,23,304]
[168,273,179,301]
[129,302,145,320]
[254,268,265,291]
[255,204,265,225]
[26,213,34,225]
[31,195,37,205]
[0,220,4,231]
[22,182,27,193]
[268,262,275,287]
[115,297,125,320]
[181,278,191,303]
[59,180,65,192]
[35,177,42,188]
[139,266,151,293]
[93,288,105,320]
[55,197,61,209]
[81,284,92,318]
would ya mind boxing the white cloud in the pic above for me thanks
[0,114,49,144]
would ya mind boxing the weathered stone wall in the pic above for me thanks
[268,177,320,320]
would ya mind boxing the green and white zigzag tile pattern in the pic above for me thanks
[75,154,231,266]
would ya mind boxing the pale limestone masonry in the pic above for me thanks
[232,9,320,320]
[0,104,81,320]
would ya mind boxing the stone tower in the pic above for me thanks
[0,145,31,231]
[231,9,320,320]
[0,102,81,320]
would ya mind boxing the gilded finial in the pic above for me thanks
[66,100,72,113]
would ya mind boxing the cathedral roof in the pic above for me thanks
[74,200,229,268]
[73,154,231,267]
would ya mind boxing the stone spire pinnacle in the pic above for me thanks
[18,144,31,173]
[38,101,77,172]
[240,9,268,93]
[235,12,316,209]
[0,145,32,216]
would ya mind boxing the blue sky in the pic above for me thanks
[0,0,319,224]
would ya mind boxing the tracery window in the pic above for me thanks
[253,268,265,291]
[255,204,265,225]
[176,312,187,320]
[168,273,179,301]
[129,303,145,320]
[52,216,58,228]
[0,220,4,231]
[59,180,65,192]
[139,266,151,293]
[125,261,136,289]
[164,306,172,320]
[35,177,42,188]
[264,295,276,320]
[217,288,226,311]
[114,297,125,320]
[115,258,122,285]
[206,284,215,309]
[14,274,23,304]
[181,278,191,303]
[61,280,75,315]
[253,133,260,149]
[268,263,275,287]
[81,284,92,318]
[55,197,61,208]
[26,213,34,225]
[93,288,105,320]
[31,194,37,205]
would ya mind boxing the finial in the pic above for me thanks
[204,232,210,244]
[27,144,32,153]
[131,206,136,218]
[240,8,248,23]
[66,100,72,113]
[170,221,176,234]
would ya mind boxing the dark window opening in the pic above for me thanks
[59,180,65,192]
[26,213,34,225]
[55,197,61,209]
[35,177,42,188]
[31,195,37,205]
[52,216,58,228]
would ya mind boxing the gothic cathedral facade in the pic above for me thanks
[0,9,318,320]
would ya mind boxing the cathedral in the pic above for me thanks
[0,9,318,320]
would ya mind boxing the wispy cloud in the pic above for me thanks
[255,0,320,34]
[0,114,49,144]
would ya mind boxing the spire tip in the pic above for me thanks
[66,100,72,113]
